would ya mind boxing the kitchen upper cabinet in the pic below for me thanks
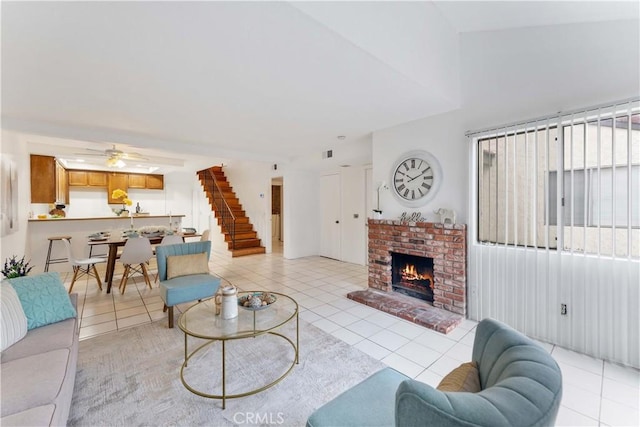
[68,170,107,187]
[88,172,107,187]
[128,174,147,189]
[107,173,129,204]
[30,155,56,203]
[128,173,163,189]
[30,155,68,204]
[146,174,164,189]
[68,170,88,186]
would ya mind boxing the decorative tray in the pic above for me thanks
[89,237,108,242]
[238,292,277,311]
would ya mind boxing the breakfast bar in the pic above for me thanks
[27,215,185,276]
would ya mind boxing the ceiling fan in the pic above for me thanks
[74,145,148,168]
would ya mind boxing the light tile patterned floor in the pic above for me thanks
[62,243,640,426]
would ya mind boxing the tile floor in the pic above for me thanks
[62,243,639,426]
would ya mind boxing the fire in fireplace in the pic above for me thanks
[391,252,434,303]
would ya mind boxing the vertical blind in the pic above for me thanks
[468,98,640,368]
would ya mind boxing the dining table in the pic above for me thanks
[87,233,200,293]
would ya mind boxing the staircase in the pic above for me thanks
[197,166,266,257]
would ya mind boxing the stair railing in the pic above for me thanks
[203,168,236,250]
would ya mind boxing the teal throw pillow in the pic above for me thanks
[8,272,77,330]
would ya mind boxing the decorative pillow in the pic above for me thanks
[167,253,209,280]
[436,361,481,392]
[7,272,77,330]
[0,282,28,351]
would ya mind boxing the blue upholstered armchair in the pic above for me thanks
[307,318,563,427]
[155,241,221,328]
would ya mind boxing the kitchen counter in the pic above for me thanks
[27,215,186,274]
[28,214,185,222]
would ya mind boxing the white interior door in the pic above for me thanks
[320,173,341,260]
[365,167,373,265]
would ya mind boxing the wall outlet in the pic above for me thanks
[560,304,568,315]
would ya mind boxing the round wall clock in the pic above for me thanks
[390,150,442,207]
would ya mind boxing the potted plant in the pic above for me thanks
[111,189,133,216]
[2,255,34,279]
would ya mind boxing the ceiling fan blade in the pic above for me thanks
[120,152,148,161]
[73,152,108,157]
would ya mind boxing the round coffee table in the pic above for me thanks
[178,291,299,408]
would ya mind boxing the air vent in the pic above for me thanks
[322,150,333,159]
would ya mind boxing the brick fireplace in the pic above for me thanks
[368,219,467,315]
[348,219,467,333]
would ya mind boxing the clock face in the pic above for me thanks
[393,157,434,201]
[390,150,442,207]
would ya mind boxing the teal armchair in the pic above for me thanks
[155,241,220,328]
[307,318,562,427]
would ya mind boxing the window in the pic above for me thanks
[477,101,639,258]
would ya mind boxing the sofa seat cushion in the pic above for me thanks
[306,368,409,427]
[1,349,70,417]
[160,274,220,306]
[1,404,55,427]
[0,314,77,363]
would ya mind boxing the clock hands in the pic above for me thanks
[407,167,431,183]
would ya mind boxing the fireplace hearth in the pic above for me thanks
[391,252,434,302]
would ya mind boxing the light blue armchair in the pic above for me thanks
[307,318,562,427]
[155,241,220,328]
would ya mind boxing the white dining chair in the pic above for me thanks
[160,234,184,246]
[118,237,154,294]
[200,229,210,242]
[62,238,107,294]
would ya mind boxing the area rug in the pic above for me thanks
[68,318,386,426]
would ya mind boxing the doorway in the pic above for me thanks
[271,178,283,253]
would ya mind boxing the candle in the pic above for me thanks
[130,213,134,229]
[169,212,172,227]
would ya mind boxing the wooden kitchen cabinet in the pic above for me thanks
[68,170,88,186]
[30,155,68,204]
[88,171,107,186]
[68,170,108,187]
[107,173,129,204]
[128,174,147,189]
[30,155,56,203]
[146,174,164,189]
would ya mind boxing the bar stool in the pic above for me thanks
[44,236,72,272]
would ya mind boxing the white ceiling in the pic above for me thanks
[2,1,638,171]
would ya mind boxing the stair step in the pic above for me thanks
[224,231,257,241]
[228,238,261,249]
[217,217,249,225]
[231,246,266,257]
[223,223,254,232]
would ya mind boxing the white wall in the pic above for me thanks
[0,130,30,262]
[282,169,320,259]
[372,110,468,223]
[460,19,640,131]
[222,160,273,253]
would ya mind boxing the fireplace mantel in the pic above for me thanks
[367,219,467,316]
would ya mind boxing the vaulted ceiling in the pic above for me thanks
[2,1,637,169]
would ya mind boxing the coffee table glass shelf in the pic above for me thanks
[178,291,299,409]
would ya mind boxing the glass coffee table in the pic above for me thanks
[177,291,299,409]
